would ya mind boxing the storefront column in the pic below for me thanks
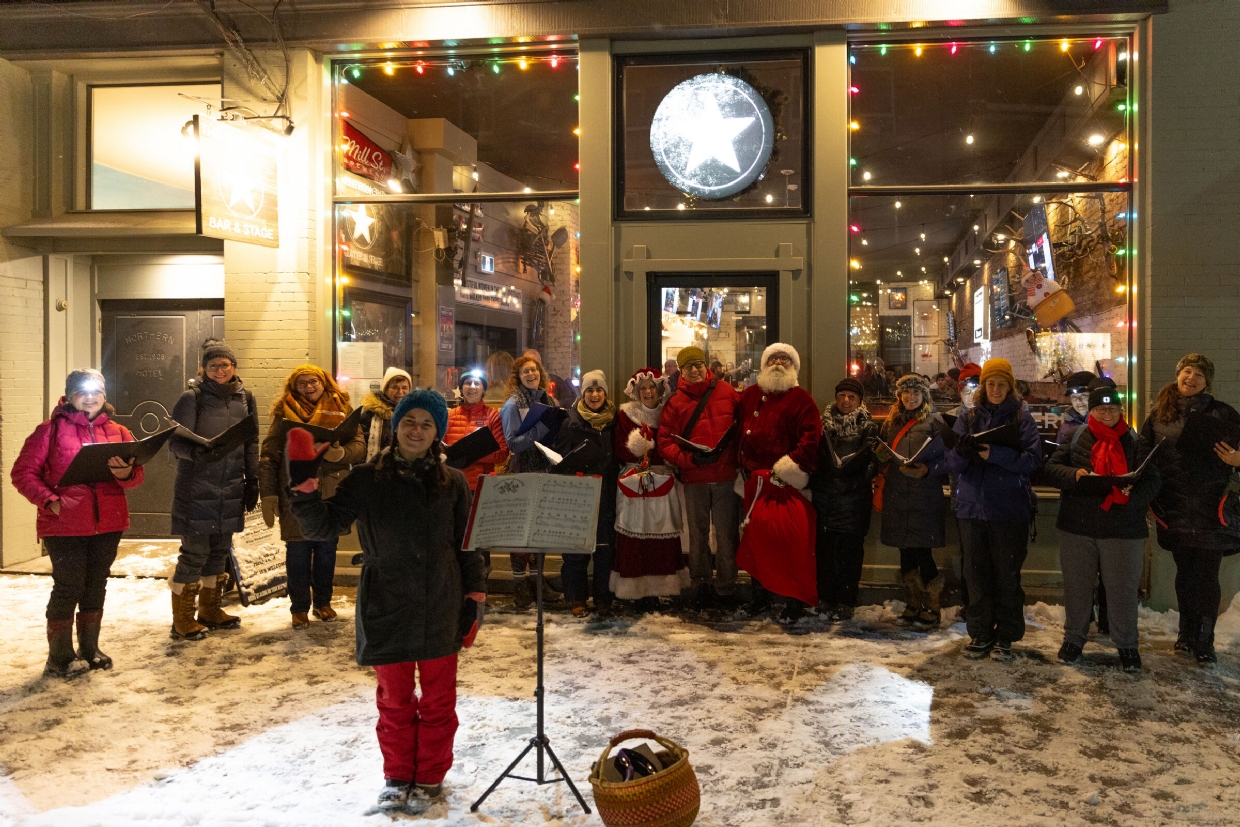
[577,39,614,383]
[0,57,43,566]
[221,48,332,425]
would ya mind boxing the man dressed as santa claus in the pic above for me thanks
[735,342,822,621]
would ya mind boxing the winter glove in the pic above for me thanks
[261,496,278,528]
[323,443,347,464]
[286,428,329,494]
[691,446,722,466]
[459,595,486,648]
[899,462,929,479]
[243,478,260,512]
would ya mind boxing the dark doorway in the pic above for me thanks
[646,272,779,386]
[100,299,225,536]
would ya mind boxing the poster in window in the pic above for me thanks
[340,288,412,379]
[438,306,455,353]
[337,202,409,279]
[888,287,908,310]
[973,287,987,343]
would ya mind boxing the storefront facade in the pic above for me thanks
[1,0,1235,610]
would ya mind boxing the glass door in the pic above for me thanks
[647,272,778,389]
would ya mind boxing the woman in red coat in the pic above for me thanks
[11,369,144,678]
[613,368,689,609]
[443,369,509,492]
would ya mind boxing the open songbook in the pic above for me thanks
[1072,440,1163,496]
[671,421,737,454]
[463,473,602,551]
[513,402,568,440]
[1177,410,1240,460]
[823,432,869,469]
[933,418,1022,452]
[286,407,362,444]
[877,435,934,466]
[535,440,608,475]
[174,414,258,453]
[57,422,179,486]
[445,426,502,469]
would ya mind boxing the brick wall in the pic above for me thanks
[0,58,42,566]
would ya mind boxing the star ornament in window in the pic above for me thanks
[649,73,775,200]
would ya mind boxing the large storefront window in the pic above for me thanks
[847,36,1133,443]
[332,51,580,401]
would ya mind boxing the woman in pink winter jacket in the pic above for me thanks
[11,369,144,678]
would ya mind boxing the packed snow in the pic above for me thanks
[1,572,1239,826]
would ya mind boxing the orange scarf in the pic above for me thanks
[280,365,351,426]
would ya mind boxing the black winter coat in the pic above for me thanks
[1045,422,1159,539]
[290,452,485,666]
[808,415,879,536]
[1141,394,1240,554]
[553,407,618,547]
[168,378,259,535]
[877,414,948,548]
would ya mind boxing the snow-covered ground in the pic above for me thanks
[2,572,1239,827]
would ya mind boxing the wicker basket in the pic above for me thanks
[589,729,700,827]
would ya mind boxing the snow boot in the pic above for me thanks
[412,782,444,802]
[1175,609,1199,656]
[313,604,338,622]
[1118,648,1142,673]
[1196,616,1218,666]
[1058,641,1083,664]
[512,576,533,610]
[914,574,944,630]
[75,610,112,670]
[170,582,208,641]
[897,570,924,626]
[196,575,240,630]
[45,619,89,678]
[377,780,411,811]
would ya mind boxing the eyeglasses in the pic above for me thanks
[205,362,234,372]
[766,354,793,365]
[294,378,322,390]
[682,361,706,371]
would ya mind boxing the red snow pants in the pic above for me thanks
[373,654,459,784]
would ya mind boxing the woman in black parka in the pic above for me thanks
[166,340,260,640]
[808,377,879,622]
[1140,354,1240,665]
[291,389,485,810]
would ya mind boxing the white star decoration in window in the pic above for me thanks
[649,73,775,200]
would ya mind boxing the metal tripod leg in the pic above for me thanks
[540,736,591,812]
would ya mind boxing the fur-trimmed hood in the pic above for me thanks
[362,392,396,420]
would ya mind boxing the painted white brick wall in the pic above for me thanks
[0,58,43,566]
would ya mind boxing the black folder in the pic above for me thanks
[543,439,608,476]
[513,402,567,439]
[823,432,870,470]
[1177,410,1240,459]
[445,426,502,469]
[934,418,1021,452]
[174,414,259,454]
[291,407,363,444]
[1072,442,1163,496]
[57,424,178,487]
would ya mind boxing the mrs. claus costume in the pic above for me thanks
[734,343,822,606]
[611,368,690,599]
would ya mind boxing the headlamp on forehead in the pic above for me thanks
[74,383,105,395]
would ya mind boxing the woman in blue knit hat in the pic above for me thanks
[290,389,486,811]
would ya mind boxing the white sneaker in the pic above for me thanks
[377,780,410,811]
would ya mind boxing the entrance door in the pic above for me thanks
[647,272,779,387]
[100,299,225,536]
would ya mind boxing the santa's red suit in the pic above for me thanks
[734,344,821,605]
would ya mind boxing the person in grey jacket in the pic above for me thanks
[166,341,260,640]
[1045,379,1159,672]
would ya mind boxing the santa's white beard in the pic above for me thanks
[757,364,798,393]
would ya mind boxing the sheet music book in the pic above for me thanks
[823,432,867,469]
[445,426,502,469]
[174,414,258,453]
[1177,410,1240,459]
[512,403,568,439]
[671,421,736,454]
[934,418,1021,452]
[1073,441,1163,496]
[290,407,362,444]
[463,473,602,551]
[877,436,934,466]
[535,440,608,475]
[57,423,178,486]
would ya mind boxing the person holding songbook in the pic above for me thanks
[1045,379,1159,672]
[259,364,366,630]
[166,340,260,640]
[289,389,485,812]
[499,355,561,609]
[657,347,743,613]
[360,367,412,462]
[612,367,689,611]
[554,370,619,617]
[11,369,144,677]
[1140,353,1240,665]
[874,374,948,630]
[946,357,1043,662]
[444,369,508,492]
[808,378,879,622]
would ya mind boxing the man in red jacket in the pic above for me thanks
[735,343,821,618]
[658,347,742,611]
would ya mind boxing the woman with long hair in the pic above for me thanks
[875,374,948,631]
[11,369,144,676]
[290,389,485,811]
[1141,354,1240,665]
[259,364,366,629]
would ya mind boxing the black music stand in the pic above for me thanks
[470,551,591,815]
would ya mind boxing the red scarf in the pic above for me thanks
[1088,414,1130,511]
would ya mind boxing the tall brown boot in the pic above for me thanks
[170,582,208,641]
[76,610,112,670]
[914,575,944,630]
[45,619,89,678]
[197,575,241,630]
[897,570,924,626]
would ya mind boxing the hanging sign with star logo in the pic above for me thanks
[649,73,775,200]
[195,116,279,248]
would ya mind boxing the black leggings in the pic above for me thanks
[816,530,867,607]
[44,532,122,621]
[1170,546,1225,621]
[899,547,939,583]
